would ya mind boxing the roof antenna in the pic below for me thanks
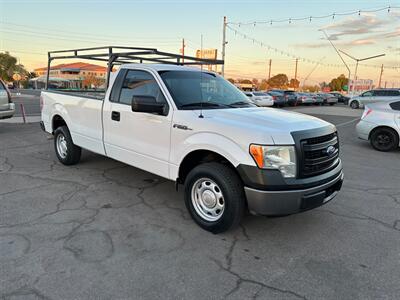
[199,34,204,118]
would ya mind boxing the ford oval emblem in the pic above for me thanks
[326,145,336,156]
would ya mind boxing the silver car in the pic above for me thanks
[356,100,400,151]
[0,80,15,120]
[349,89,400,109]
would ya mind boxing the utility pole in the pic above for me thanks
[221,16,227,77]
[294,58,298,80]
[268,59,272,80]
[384,81,387,88]
[378,64,383,88]
[181,38,186,64]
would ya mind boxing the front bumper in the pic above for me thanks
[244,171,343,215]
[0,103,15,120]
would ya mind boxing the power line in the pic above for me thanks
[226,25,399,70]
[228,5,398,26]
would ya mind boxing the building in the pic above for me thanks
[34,62,108,89]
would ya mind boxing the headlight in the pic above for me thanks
[249,144,297,178]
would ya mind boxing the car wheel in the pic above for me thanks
[350,101,359,109]
[54,125,81,165]
[184,162,245,233]
[370,128,399,152]
[329,103,335,106]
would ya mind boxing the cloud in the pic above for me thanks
[322,14,385,40]
[381,27,400,38]
[349,39,376,46]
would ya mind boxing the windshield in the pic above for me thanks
[159,71,254,109]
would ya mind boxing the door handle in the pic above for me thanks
[111,111,120,121]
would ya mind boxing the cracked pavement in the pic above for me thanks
[1,110,399,299]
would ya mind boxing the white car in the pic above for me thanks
[356,100,400,151]
[244,91,274,107]
[349,89,400,109]
[0,80,15,120]
[40,46,343,233]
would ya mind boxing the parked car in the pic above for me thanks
[244,91,274,107]
[0,80,15,120]
[356,100,400,151]
[40,47,343,233]
[329,92,349,104]
[318,93,338,106]
[313,94,324,105]
[270,89,297,106]
[296,92,315,105]
[266,91,286,107]
[349,89,400,109]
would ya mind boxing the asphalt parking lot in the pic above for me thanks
[1,104,400,299]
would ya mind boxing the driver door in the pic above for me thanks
[103,69,172,178]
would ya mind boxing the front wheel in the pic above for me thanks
[54,126,81,165]
[370,128,399,152]
[184,162,245,233]
[350,101,359,109]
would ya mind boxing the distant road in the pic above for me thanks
[11,89,41,116]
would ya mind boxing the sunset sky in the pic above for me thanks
[1,0,399,86]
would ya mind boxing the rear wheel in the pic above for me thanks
[184,162,245,233]
[370,128,399,152]
[329,103,335,106]
[54,126,81,165]
[350,101,359,109]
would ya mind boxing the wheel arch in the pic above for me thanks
[177,149,242,184]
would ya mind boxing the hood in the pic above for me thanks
[202,107,332,133]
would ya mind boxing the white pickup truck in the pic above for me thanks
[41,54,343,233]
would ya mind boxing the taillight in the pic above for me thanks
[272,96,277,100]
[40,95,44,112]
[362,108,372,119]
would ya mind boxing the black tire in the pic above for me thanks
[184,162,245,233]
[350,101,359,109]
[54,125,81,165]
[370,128,399,152]
[329,103,335,106]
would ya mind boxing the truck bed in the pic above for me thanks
[47,89,106,100]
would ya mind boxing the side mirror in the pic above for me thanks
[131,95,167,115]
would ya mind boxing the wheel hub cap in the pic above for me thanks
[202,190,217,208]
[56,134,68,158]
[191,178,225,222]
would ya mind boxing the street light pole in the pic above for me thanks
[339,50,385,95]
[319,29,351,94]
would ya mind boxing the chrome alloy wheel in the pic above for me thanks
[191,178,225,222]
[56,134,68,159]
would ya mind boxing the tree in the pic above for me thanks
[329,74,348,91]
[82,74,105,89]
[289,78,299,89]
[259,79,268,91]
[252,78,259,86]
[227,78,235,84]
[0,52,28,82]
[302,85,320,92]
[267,74,288,89]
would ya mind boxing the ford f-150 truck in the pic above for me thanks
[40,47,343,233]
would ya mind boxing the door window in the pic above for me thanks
[362,91,373,97]
[118,70,168,106]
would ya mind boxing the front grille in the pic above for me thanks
[300,132,339,178]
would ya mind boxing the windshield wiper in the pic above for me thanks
[228,101,254,107]
[180,102,230,109]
